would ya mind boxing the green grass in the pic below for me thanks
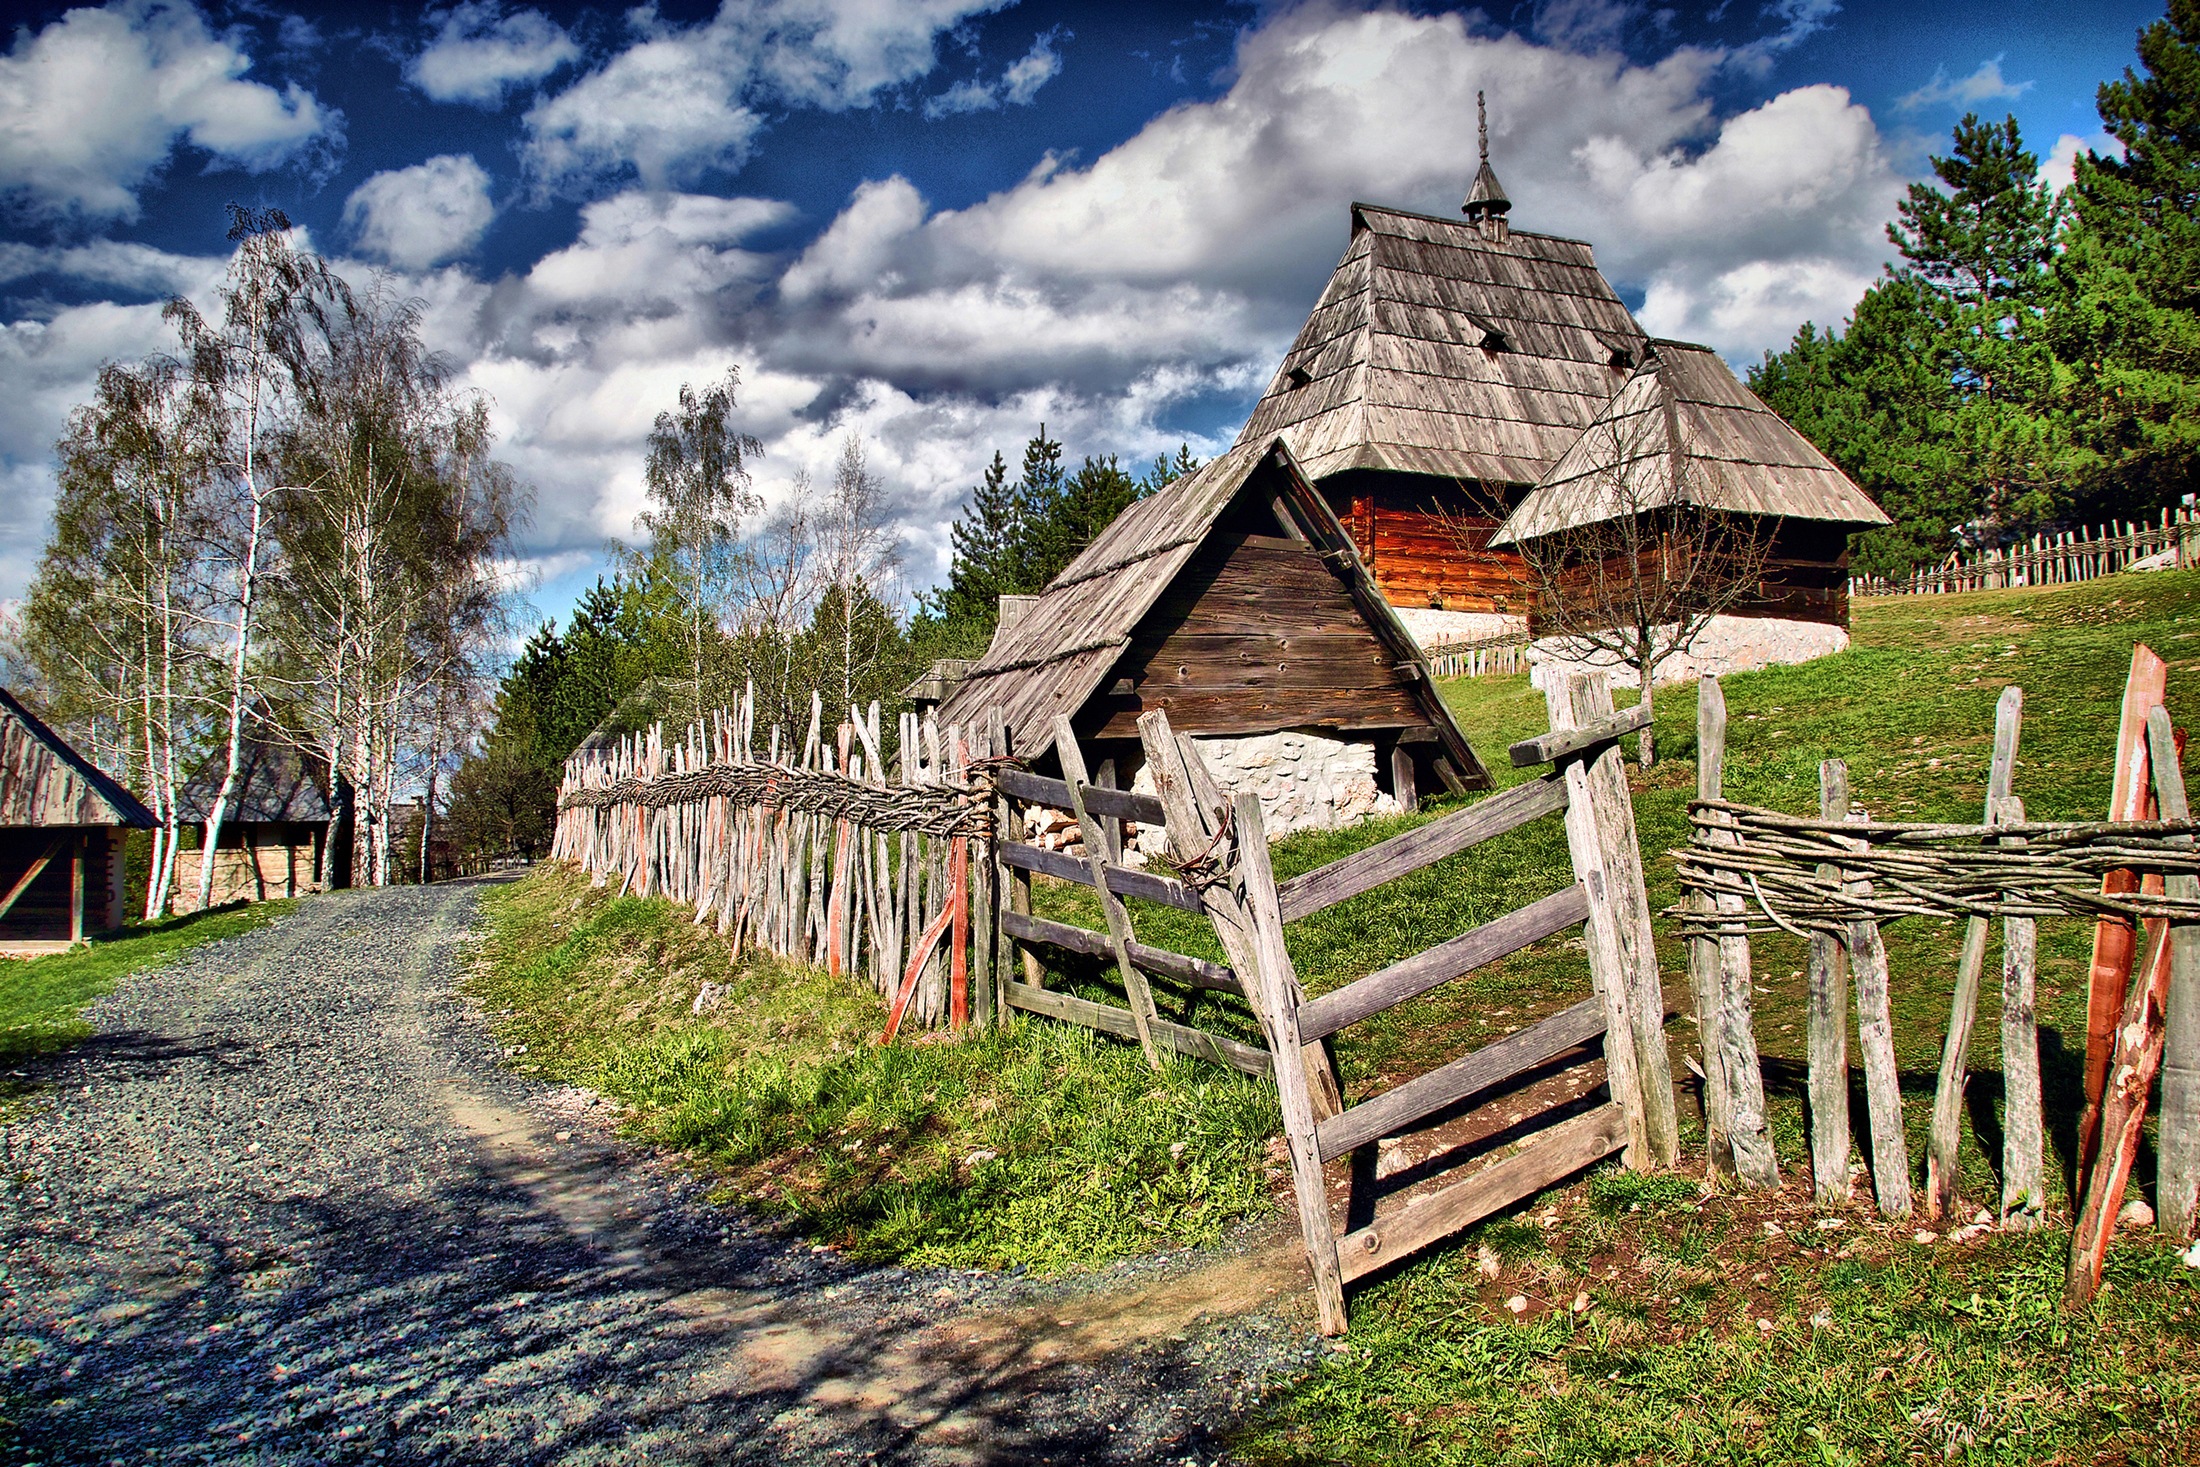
[0,900,294,1066]
[472,868,1280,1272]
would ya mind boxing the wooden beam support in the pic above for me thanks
[1052,713,1164,1068]
[1298,882,1590,1041]
[995,768,1167,826]
[0,836,64,923]
[1000,909,1243,995]
[998,840,1204,913]
[1316,997,1607,1161]
[1508,701,1654,770]
[1004,982,1270,1077]
[1336,1103,1629,1283]
[1276,775,1566,923]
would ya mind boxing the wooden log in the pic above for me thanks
[1002,982,1270,1077]
[1997,795,2044,1229]
[1316,997,1606,1161]
[1296,883,1590,1041]
[1691,678,1735,1178]
[1233,789,1348,1336]
[1391,743,1418,814]
[1829,763,1912,1218]
[1276,775,1567,923]
[2081,644,2167,1173]
[1336,1103,1629,1284]
[1697,676,1776,1188]
[2149,710,2200,1238]
[1546,672,1675,1168]
[994,768,1169,826]
[1053,714,1163,1068]
[1926,684,2023,1220]
[1809,761,1854,1208]
[1000,910,1242,994]
[1507,701,1654,769]
[998,841,1205,913]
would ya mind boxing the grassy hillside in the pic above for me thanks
[476,569,2200,1461]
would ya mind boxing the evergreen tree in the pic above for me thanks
[1008,424,1068,589]
[930,450,1020,626]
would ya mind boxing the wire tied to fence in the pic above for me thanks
[560,758,995,838]
[1671,798,2200,937]
[1152,801,1238,892]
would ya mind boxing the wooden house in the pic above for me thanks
[1232,99,1885,673]
[171,737,329,913]
[1490,340,1890,679]
[930,439,1490,839]
[0,688,154,953]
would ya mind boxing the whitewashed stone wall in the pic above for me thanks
[1526,614,1849,692]
[1393,607,1528,648]
[1128,727,1398,850]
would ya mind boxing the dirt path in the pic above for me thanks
[0,880,1319,1465]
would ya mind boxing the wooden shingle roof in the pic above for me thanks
[1491,341,1892,545]
[176,737,330,825]
[1234,203,1649,487]
[932,439,1490,785]
[0,688,155,828]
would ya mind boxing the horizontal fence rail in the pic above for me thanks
[1852,504,2198,598]
[1420,631,1531,679]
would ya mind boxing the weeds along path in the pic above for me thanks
[0,880,1316,1466]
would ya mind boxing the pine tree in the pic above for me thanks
[1009,424,1068,590]
[1889,114,2062,307]
[932,450,1020,625]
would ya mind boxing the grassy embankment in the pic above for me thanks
[0,900,295,1071]
[474,570,2200,1459]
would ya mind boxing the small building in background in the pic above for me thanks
[0,688,155,954]
[171,738,329,913]
[925,439,1491,840]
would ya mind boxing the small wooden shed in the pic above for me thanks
[171,738,329,913]
[0,688,155,953]
[1491,341,1891,662]
[931,439,1490,836]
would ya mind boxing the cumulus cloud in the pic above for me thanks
[0,0,339,221]
[2038,130,2121,191]
[523,0,1009,191]
[1897,56,2031,113]
[343,155,497,269]
[924,30,1065,117]
[406,2,580,107]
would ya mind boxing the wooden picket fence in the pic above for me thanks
[552,686,1001,1035]
[1421,631,1530,679]
[1851,503,2198,597]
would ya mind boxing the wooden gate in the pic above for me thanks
[1148,674,1678,1334]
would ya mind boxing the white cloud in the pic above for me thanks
[342,155,497,269]
[1897,56,2032,113]
[523,0,1009,192]
[406,2,580,107]
[0,0,339,221]
[925,30,1065,117]
[2038,130,2122,192]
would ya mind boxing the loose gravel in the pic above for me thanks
[0,879,1320,1466]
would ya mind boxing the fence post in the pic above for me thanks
[2150,709,2200,1239]
[1808,760,1853,1207]
[1545,670,1677,1167]
[1694,676,1776,1186]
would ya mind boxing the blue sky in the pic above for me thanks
[0,0,2163,631]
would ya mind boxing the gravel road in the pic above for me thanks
[0,879,1320,1466]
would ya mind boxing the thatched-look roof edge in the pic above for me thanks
[0,688,156,829]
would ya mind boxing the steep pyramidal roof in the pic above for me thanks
[1232,203,1648,488]
[1491,341,1892,546]
[176,736,331,825]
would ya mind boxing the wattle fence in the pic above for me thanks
[1851,503,2198,598]
[551,687,999,1036]
[1421,631,1530,679]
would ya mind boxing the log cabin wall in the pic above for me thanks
[1319,470,1531,615]
[1525,518,1854,637]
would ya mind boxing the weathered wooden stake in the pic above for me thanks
[2148,709,2199,1238]
[1053,715,1163,1067]
[1693,675,1774,1186]
[1925,684,2022,1220]
[1826,759,1911,1218]
[1996,794,2044,1229]
[1690,677,1735,1177]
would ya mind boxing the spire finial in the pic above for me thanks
[1463,90,1511,233]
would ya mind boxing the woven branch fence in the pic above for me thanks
[1421,631,1530,679]
[552,686,1001,1035]
[1850,503,2198,598]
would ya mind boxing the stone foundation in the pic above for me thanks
[1526,615,1849,691]
[1129,727,1398,849]
[1392,607,1528,649]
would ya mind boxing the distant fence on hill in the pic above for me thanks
[1851,503,2198,598]
[1422,631,1531,679]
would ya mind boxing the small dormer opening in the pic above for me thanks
[1606,341,1635,370]
[1286,365,1313,390]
